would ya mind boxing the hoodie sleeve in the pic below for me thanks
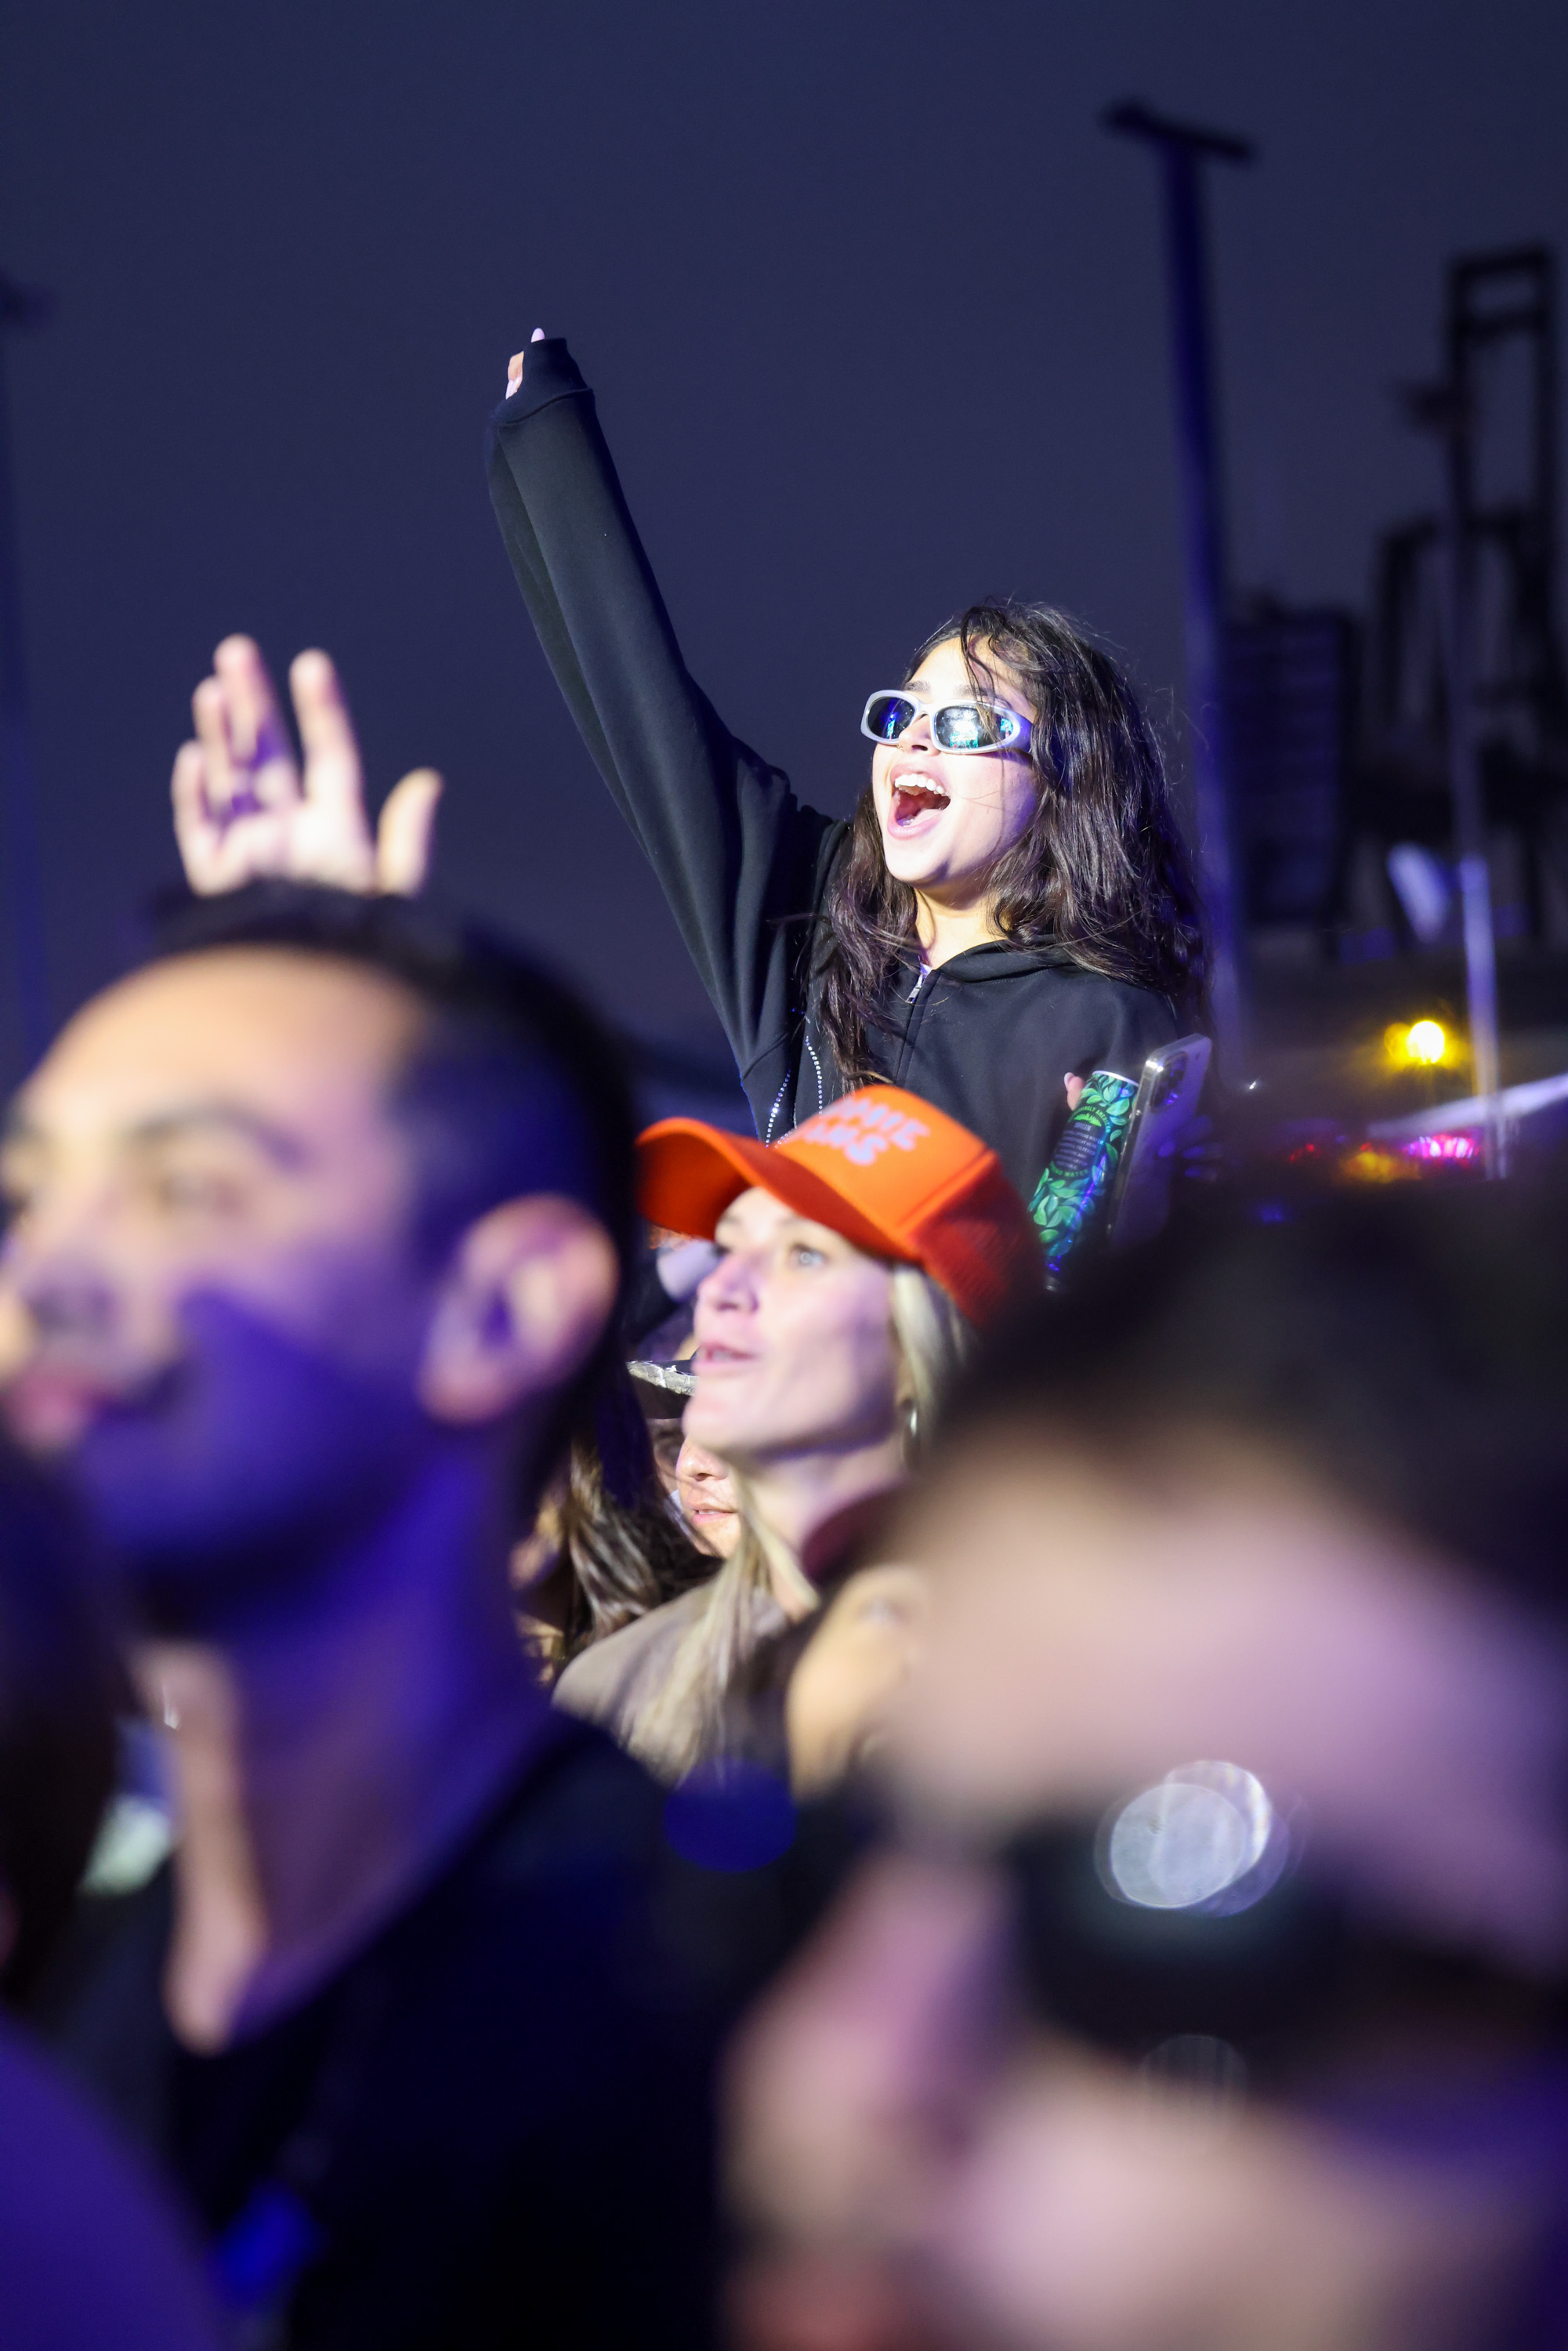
[485,341,840,1086]
[1063,977,1185,1088]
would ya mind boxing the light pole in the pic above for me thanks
[1106,100,1252,1079]
[1402,370,1505,1176]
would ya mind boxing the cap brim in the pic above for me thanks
[637,1119,922,1266]
[625,1360,697,1418]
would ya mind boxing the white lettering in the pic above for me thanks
[793,1103,932,1168]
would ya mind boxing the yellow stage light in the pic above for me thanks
[1385,1019,1448,1068]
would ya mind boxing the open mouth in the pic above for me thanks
[2,1349,181,1454]
[888,772,951,832]
[5,1364,129,1451]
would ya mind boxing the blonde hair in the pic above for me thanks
[626,1265,970,1781]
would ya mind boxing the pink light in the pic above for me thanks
[1400,1132,1481,1162]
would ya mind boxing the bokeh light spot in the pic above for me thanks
[1401,1131,1480,1162]
[1103,1762,1275,1911]
[1385,1017,1447,1067]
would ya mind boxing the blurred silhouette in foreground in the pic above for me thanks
[730,1176,1568,2351]
[2,882,737,2350]
[0,1440,223,2348]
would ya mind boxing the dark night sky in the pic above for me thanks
[0,0,1563,1088]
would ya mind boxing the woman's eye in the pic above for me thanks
[788,1243,827,1270]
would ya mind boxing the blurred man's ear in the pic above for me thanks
[417,1197,619,1425]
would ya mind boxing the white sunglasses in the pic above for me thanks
[860,690,1032,756]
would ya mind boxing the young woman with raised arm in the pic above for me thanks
[486,332,1205,1244]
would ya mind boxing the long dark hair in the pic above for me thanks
[554,1367,712,1664]
[817,601,1206,1081]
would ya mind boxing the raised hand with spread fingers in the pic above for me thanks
[172,635,442,897]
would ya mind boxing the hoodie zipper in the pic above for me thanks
[891,959,936,1083]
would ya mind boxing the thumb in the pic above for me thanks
[376,769,442,895]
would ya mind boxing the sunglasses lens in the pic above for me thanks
[1005,1820,1345,2066]
[934,703,1018,752]
[865,694,917,742]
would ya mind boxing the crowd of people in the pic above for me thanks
[0,324,1560,2350]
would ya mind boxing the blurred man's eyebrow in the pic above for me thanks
[125,1104,310,1166]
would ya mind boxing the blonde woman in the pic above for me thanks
[552,1085,1040,1779]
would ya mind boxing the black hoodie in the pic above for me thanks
[485,339,1184,1211]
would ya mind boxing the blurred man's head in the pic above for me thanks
[730,1179,1568,2351]
[0,886,632,1631]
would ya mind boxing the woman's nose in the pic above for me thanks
[697,1251,754,1310]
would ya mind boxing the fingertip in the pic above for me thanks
[397,765,444,818]
[531,327,545,342]
[290,647,337,695]
[213,632,259,667]
[191,674,227,734]
[378,768,443,894]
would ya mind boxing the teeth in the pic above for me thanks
[894,780,949,813]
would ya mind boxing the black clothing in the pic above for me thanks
[486,340,1182,1206]
[42,1716,749,2351]
[0,2018,223,2351]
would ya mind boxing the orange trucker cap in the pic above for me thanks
[636,1085,1042,1328]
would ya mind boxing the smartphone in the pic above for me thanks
[1107,1035,1212,1250]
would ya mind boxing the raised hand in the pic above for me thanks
[171,636,442,897]
[504,326,548,399]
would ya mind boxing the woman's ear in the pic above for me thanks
[417,1196,620,1426]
